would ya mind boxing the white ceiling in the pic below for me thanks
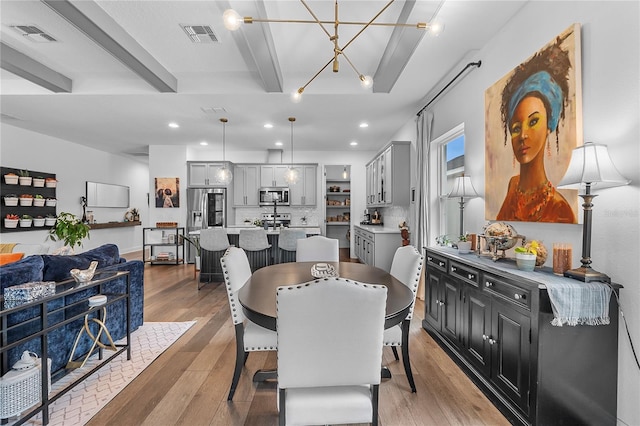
[0,0,527,161]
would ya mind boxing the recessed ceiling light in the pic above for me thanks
[168,122,179,128]
[359,122,368,128]
[350,141,358,146]
[275,141,283,146]
[264,123,273,128]
[200,141,208,146]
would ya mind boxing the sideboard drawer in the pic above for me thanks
[426,253,447,273]
[450,261,480,287]
[483,273,531,309]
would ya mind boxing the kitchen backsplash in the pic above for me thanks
[378,205,409,229]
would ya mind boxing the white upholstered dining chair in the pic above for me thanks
[276,277,387,426]
[295,235,339,262]
[220,246,277,401]
[383,245,424,393]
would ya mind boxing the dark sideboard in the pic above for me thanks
[423,246,620,426]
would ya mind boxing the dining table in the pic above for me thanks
[238,261,414,382]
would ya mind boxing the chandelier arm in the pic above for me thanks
[299,0,332,39]
[248,18,424,27]
[341,51,362,77]
[299,57,334,91]
[341,0,396,52]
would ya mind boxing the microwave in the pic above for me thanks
[259,187,290,206]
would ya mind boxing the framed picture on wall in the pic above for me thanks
[155,177,180,208]
[484,23,582,224]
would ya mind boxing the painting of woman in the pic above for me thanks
[485,24,580,223]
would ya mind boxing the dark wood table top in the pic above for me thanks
[238,262,413,331]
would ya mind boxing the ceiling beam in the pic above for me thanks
[41,0,177,93]
[0,42,72,93]
[373,0,430,93]
[227,0,283,93]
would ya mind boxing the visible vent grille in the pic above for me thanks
[181,25,219,43]
[201,107,227,114]
[11,25,57,42]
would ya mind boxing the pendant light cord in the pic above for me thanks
[289,117,296,164]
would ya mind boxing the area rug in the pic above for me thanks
[15,321,196,426]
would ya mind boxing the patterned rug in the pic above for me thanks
[14,321,196,426]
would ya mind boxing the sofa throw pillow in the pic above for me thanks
[42,244,121,282]
[0,252,24,266]
[0,255,45,291]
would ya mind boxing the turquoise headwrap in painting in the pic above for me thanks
[507,70,563,132]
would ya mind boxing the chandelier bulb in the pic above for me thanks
[223,9,242,31]
[291,89,303,103]
[360,75,373,89]
[428,20,445,36]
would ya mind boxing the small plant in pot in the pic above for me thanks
[514,240,542,271]
[48,212,91,254]
[457,233,473,254]
[19,214,33,228]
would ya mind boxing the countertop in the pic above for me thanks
[189,227,321,236]
[354,223,402,234]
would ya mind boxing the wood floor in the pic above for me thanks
[87,251,509,426]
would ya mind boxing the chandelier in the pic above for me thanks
[223,0,443,101]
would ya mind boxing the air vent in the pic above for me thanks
[201,107,227,114]
[11,25,57,42]
[181,25,219,44]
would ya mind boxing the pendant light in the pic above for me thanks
[216,118,233,185]
[342,166,348,179]
[284,117,300,185]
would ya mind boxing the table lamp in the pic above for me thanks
[447,175,479,238]
[558,142,630,283]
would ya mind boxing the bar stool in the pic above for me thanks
[239,229,271,272]
[199,228,230,288]
[278,228,307,263]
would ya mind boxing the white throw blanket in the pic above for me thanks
[546,281,612,327]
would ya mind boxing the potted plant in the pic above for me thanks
[4,194,18,206]
[48,212,91,252]
[45,197,57,207]
[18,170,32,186]
[4,172,18,185]
[514,240,541,271]
[4,214,19,228]
[32,176,45,187]
[457,233,472,254]
[33,215,46,227]
[19,214,33,228]
[182,235,201,270]
[44,214,57,226]
[33,194,45,207]
[19,194,34,206]
[45,177,57,188]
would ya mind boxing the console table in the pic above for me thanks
[423,246,620,426]
[0,271,131,425]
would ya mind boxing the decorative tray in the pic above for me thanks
[311,263,338,278]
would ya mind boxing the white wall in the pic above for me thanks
[390,2,639,423]
[1,124,149,254]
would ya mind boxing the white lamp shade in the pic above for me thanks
[447,176,478,199]
[558,142,630,190]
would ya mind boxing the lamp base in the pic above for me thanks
[563,266,611,283]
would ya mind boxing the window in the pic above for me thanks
[428,123,465,242]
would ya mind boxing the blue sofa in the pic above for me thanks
[0,244,144,380]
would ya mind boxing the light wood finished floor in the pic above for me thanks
[88,251,509,426]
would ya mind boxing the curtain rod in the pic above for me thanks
[416,60,482,116]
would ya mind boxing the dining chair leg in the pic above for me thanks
[391,346,400,361]
[279,389,286,426]
[228,324,246,401]
[401,319,416,393]
[372,384,379,426]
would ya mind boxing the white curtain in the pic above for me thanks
[415,111,434,255]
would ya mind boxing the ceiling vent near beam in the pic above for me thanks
[11,25,57,42]
[181,25,220,44]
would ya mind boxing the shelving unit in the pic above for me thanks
[324,165,351,248]
[142,227,185,265]
[1,166,57,233]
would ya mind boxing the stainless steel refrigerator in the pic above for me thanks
[186,187,226,263]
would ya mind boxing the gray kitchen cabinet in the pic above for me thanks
[260,165,289,187]
[289,165,317,206]
[188,161,231,187]
[233,164,260,206]
[353,225,401,272]
[365,142,410,208]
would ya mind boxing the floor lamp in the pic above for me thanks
[447,175,478,238]
[558,142,630,283]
